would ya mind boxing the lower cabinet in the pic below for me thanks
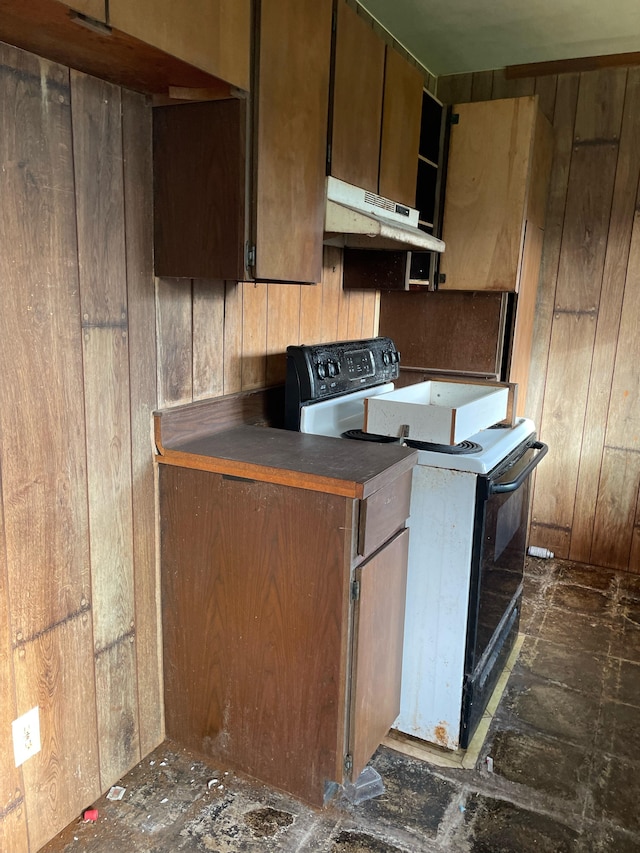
[159,464,411,806]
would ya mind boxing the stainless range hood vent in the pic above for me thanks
[323,177,445,253]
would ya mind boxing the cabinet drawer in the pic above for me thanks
[358,467,413,558]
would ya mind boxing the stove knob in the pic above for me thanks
[327,360,337,377]
[317,362,327,379]
[392,350,401,364]
[383,351,391,365]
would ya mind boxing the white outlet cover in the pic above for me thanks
[12,706,41,767]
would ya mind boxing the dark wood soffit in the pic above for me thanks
[505,50,640,79]
[0,0,235,98]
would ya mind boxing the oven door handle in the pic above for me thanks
[489,441,548,494]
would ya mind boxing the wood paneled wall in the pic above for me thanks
[155,249,380,408]
[0,44,160,852]
[438,67,640,573]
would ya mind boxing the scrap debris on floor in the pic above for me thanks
[41,557,640,852]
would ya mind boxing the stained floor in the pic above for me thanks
[42,557,640,852]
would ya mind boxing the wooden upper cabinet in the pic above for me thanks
[378,46,423,207]
[152,0,333,284]
[328,2,422,208]
[330,1,385,193]
[252,0,333,283]
[439,96,553,292]
[109,0,251,91]
[59,0,107,22]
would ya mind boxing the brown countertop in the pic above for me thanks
[156,424,417,499]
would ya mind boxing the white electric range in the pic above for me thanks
[285,337,547,750]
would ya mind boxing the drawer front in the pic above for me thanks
[358,467,413,558]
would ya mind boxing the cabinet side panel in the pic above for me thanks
[160,466,352,806]
[351,529,409,778]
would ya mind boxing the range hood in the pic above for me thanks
[323,176,445,253]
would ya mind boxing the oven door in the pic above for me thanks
[460,439,548,747]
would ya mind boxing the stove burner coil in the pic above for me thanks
[342,429,399,443]
[404,439,483,454]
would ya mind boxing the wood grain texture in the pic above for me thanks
[156,278,194,407]
[534,75,558,123]
[241,282,268,390]
[532,313,596,554]
[570,69,640,563]
[72,72,127,324]
[379,290,507,376]
[154,388,285,450]
[253,0,332,283]
[157,425,417,501]
[573,67,627,142]
[379,45,423,206]
[359,469,412,559]
[510,225,544,416]
[266,284,301,386]
[81,328,135,649]
[0,46,91,639]
[470,70,493,102]
[604,209,640,452]
[330,0,385,192]
[299,269,324,344]
[591,449,640,569]
[95,636,140,787]
[193,281,226,400]
[435,73,472,105]
[223,282,243,395]
[321,247,344,342]
[121,88,163,758]
[526,73,580,435]
[14,616,100,853]
[152,99,246,280]
[439,97,536,291]
[526,110,554,228]
[0,0,235,97]
[160,466,353,806]
[109,0,251,90]
[0,804,28,853]
[490,70,536,100]
[351,529,408,778]
[0,478,23,822]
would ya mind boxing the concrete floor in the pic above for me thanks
[42,557,640,852]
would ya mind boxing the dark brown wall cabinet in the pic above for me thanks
[159,463,411,806]
[328,0,423,208]
[153,0,333,284]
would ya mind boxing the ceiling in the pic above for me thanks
[357,0,640,77]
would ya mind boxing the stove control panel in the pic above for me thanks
[285,337,400,429]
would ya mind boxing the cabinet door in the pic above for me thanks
[109,0,251,91]
[330,0,385,193]
[252,0,333,284]
[439,97,536,291]
[378,46,423,207]
[350,528,409,779]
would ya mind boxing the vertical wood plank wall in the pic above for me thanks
[0,45,160,851]
[438,67,640,573]
[155,247,380,408]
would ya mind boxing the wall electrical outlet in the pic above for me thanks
[12,706,41,767]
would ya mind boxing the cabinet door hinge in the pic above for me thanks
[344,753,353,775]
[351,579,360,601]
[246,242,256,270]
[450,113,460,125]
